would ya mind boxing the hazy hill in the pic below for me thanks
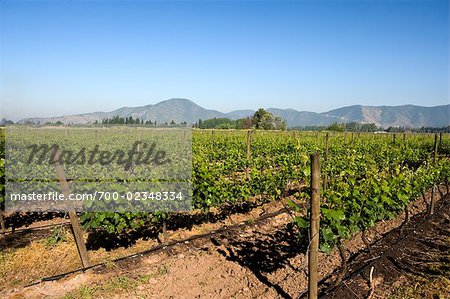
[20,98,449,128]
[267,108,343,127]
[322,104,450,128]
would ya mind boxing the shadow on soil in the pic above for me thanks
[86,199,270,251]
[4,212,67,230]
[216,225,308,299]
[1,199,270,251]
[320,201,449,299]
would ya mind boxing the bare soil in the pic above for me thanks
[1,187,448,299]
[321,197,449,299]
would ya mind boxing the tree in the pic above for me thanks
[328,123,345,132]
[252,108,286,130]
[361,123,378,132]
[345,122,360,132]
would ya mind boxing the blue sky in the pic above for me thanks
[0,0,448,121]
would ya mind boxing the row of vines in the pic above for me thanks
[1,128,449,258]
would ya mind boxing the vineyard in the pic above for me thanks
[0,127,449,298]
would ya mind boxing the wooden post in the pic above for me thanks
[162,220,168,244]
[136,130,142,154]
[0,212,5,240]
[403,133,406,144]
[439,132,442,152]
[393,133,396,144]
[308,153,321,299]
[211,129,214,148]
[323,133,329,191]
[54,149,91,269]
[433,133,438,164]
[0,128,5,238]
[430,185,436,215]
[246,130,252,180]
[431,133,438,215]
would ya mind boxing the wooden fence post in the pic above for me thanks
[0,127,5,238]
[246,130,252,180]
[323,133,329,192]
[433,133,438,164]
[136,129,142,154]
[0,213,5,240]
[309,153,321,299]
[431,133,438,215]
[433,133,437,164]
[54,149,91,269]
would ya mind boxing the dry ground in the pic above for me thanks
[1,188,449,299]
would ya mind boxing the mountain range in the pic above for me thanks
[20,98,450,128]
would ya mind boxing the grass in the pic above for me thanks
[61,264,169,299]
[389,276,450,299]
[0,228,164,292]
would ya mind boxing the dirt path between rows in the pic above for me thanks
[321,201,450,299]
[4,189,448,299]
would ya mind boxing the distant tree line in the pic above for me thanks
[195,108,286,130]
[195,117,252,129]
[0,119,14,126]
[291,122,380,132]
[326,122,379,132]
[98,116,189,126]
[291,122,450,133]
[385,126,450,133]
[5,116,450,133]
[100,116,147,125]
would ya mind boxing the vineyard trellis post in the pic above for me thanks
[0,128,5,239]
[430,133,438,215]
[0,213,5,240]
[54,149,91,269]
[308,153,321,299]
[246,130,252,180]
[323,133,329,192]
[136,129,142,154]
[433,133,438,163]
